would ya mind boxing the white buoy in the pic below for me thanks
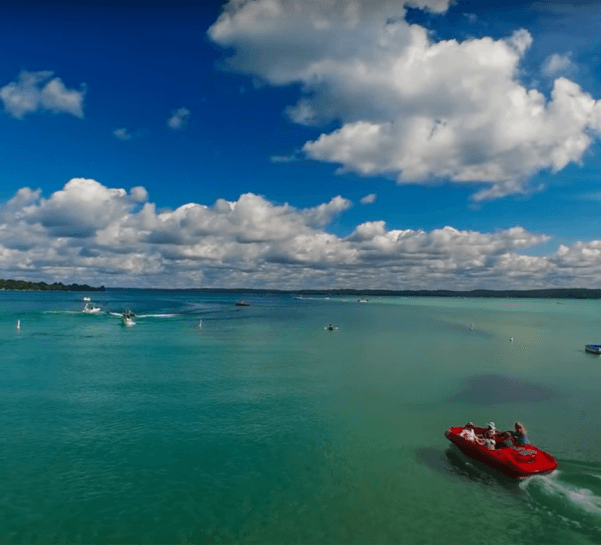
[16,320,20,331]
[470,323,474,330]
[510,337,514,342]
[198,319,202,328]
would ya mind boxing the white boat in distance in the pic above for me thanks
[83,296,91,302]
[82,303,101,314]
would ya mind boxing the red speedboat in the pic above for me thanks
[445,424,557,479]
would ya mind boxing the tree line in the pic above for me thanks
[0,279,105,291]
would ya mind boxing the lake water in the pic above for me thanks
[1,290,600,543]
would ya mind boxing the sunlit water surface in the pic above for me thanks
[1,290,600,543]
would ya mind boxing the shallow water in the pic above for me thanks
[1,291,600,543]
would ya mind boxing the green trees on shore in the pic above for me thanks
[0,279,104,291]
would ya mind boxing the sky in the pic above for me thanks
[2,0,601,290]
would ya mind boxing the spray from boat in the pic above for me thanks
[520,468,601,536]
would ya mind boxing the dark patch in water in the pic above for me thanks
[433,317,494,338]
[29,332,70,338]
[448,374,558,405]
[416,447,520,492]
[415,447,453,477]
[444,446,522,491]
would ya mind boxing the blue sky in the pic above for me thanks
[1,0,601,289]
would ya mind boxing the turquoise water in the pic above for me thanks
[1,290,601,543]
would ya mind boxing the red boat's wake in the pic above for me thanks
[520,469,601,542]
[522,471,601,517]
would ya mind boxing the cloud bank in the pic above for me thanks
[208,0,601,200]
[2,178,601,289]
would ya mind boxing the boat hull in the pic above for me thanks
[82,303,101,313]
[445,425,557,479]
[585,344,601,354]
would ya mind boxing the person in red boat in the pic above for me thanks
[514,422,529,445]
[499,422,529,447]
[483,422,497,449]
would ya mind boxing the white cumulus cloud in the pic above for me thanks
[360,193,377,204]
[0,70,85,119]
[167,107,191,130]
[113,128,133,141]
[208,0,601,201]
[20,178,147,238]
[405,0,454,13]
[542,53,575,77]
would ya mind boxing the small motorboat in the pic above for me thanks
[82,303,101,314]
[585,344,601,354]
[83,296,91,302]
[445,423,557,479]
[235,301,250,307]
[122,310,136,326]
[358,298,368,303]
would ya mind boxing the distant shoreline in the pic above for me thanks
[3,279,600,298]
[107,287,601,299]
[0,279,104,292]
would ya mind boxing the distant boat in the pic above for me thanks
[82,303,101,314]
[83,296,91,302]
[122,310,136,326]
[358,298,368,303]
[235,301,250,307]
[585,344,601,354]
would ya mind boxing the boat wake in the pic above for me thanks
[181,302,220,311]
[520,471,601,522]
[521,466,601,540]
[109,312,176,318]
[523,472,601,515]
[135,313,177,318]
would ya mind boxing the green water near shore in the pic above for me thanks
[1,291,600,543]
